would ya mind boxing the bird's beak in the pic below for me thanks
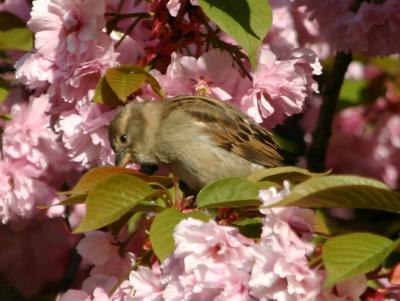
[115,151,132,167]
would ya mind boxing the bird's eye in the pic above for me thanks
[119,134,127,143]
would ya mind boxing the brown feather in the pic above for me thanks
[162,96,284,167]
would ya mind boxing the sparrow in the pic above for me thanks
[109,96,285,190]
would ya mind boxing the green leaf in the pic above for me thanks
[256,180,279,190]
[271,175,400,213]
[247,166,329,184]
[197,177,260,208]
[271,133,301,155]
[60,166,173,195]
[60,167,136,195]
[0,12,32,51]
[37,194,87,209]
[232,217,263,238]
[127,211,147,234]
[339,79,367,103]
[167,185,184,204]
[0,78,10,103]
[93,76,122,105]
[74,174,154,233]
[106,68,146,102]
[139,66,164,97]
[104,65,164,102]
[198,0,272,68]
[338,79,368,109]
[0,28,33,51]
[370,57,400,76]
[314,209,334,236]
[0,114,11,121]
[323,233,399,287]
[149,208,210,262]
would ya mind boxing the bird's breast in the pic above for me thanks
[168,136,262,190]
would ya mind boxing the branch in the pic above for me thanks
[114,16,145,49]
[0,63,14,74]
[306,51,352,172]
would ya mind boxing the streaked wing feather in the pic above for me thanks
[164,96,284,167]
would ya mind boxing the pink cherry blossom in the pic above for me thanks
[28,0,108,63]
[112,34,146,65]
[62,231,136,301]
[293,0,400,56]
[259,181,315,234]
[166,0,199,17]
[56,99,116,169]
[106,0,151,65]
[252,183,323,300]
[259,180,291,208]
[105,0,152,44]
[61,275,122,301]
[166,0,183,17]
[249,211,323,301]
[162,261,255,301]
[51,41,118,103]
[172,218,254,271]
[15,52,55,90]
[0,159,58,224]
[152,49,252,101]
[127,263,163,301]
[2,95,71,181]
[326,106,380,177]
[84,274,130,301]
[17,0,119,103]
[267,0,331,59]
[65,203,87,229]
[60,290,93,301]
[240,46,321,128]
[161,218,255,301]
[327,95,400,189]
[77,231,121,266]
[77,231,134,277]
[321,275,367,301]
[0,94,74,222]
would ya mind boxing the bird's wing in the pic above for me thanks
[163,96,284,167]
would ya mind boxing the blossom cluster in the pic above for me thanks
[327,88,400,189]
[61,231,135,301]
[60,183,368,301]
[301,63,400,190]
[0,94,69,223]
[292,0,400,56]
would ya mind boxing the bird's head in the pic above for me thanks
[109,101,160,169]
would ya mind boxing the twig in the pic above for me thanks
[0,63,14,74]
[115,17,144,49]
[306,51,353,172]
[104,12,151,19]
[308,255,323,269]
[56,245,82,293]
